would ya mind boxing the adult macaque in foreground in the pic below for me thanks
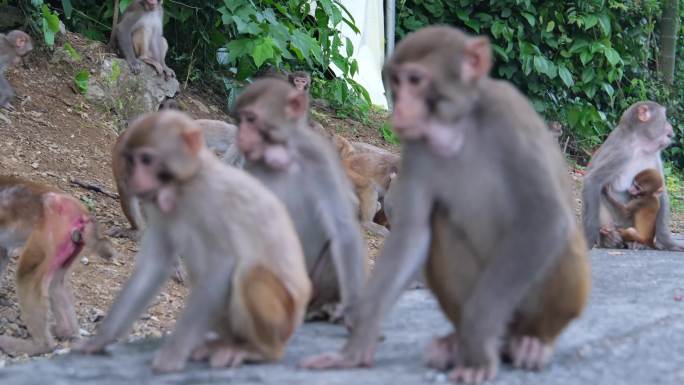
[110,0,174,80]
[301,26,590,383]
[582,101,683,250]
[0,30,33,109]
[235,79,366,322]
[75,111,311,372]
[0,177,118,356]
[602,168,663,249]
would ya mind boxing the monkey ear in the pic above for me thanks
[461,37,492,83]
[181,124,204,155]
[636,104,652,122]
[286,90,309,119]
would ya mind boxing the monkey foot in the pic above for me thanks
[424,333,458,370]
[209,345,262,368]
[448,365,496,384]
[507,336,552,370]
[299,350,373,370]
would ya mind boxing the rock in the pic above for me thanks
[80,256,89,265]
[87,308,105,323]
[85,57,179,121]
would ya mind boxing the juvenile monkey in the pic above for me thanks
[288,71,311,92]
[235,79,366,322]
[0,177,118,356]
[301,26,590,384]
[0,30,33,109]
[582,101,682,250]
[110,0,174,80]
[75,110,311,373]
[602,168,663,248]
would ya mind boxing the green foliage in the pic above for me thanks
[397,0,683,165]
[380,121,399,144]
[74,70,89,93]
[49,0,372,120]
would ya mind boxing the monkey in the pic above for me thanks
[74,110,311,373]
[110,0,175,80]
[548,121,563,140]
[601,168,663,249]
[157,96,179,111]
[0,30,33,109]
[111,115,243,284]
[300,26,590,384]
[288,71,311,92]
[0,176,119,356]
[234,78,366,322]
[582,101,683,251]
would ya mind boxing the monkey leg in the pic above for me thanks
[0,272,55,355]
[506,229,590,371]
[0,246,9,279]
[0,74,15,109]
[224,265,297,364]
[618,227,653,249]
[305,245,342,322]
[358,184,389,237]
[49,272,79,340]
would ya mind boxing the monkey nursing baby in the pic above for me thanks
[601,168,664,249]
[76,110,311,373]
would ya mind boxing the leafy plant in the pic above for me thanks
[74,70,89,93]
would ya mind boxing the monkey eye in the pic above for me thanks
[139,152,154,166]
[408,73,423,86]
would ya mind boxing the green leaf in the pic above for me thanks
[74,70,89,94]
[604,47,621,66]
[601,83,615,97]
[491,44,509,62]
[63,42,81,61]
[61,0,72,19]
[558,65,574,87]
[345,37,354,57]
[521,12,536,27]
[598,14,611,36]
[546,21,555,32]
[583,15,598,29]
[252,38,275,67]
[581,68,595,83]
[580,51,593,65]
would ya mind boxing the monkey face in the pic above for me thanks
[142,0,160,11]
[387,63,432,140]
[293,77,309,91]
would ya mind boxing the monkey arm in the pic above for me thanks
[601,184,630,218]
[318,199,366,314]
[152,254,235,373]
[115,17,141,72]
[582,147,630,247]
[75,228,174,353]
[654,190,684,251]
[302,179,433,369]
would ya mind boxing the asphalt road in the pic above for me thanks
[1,249,683,385]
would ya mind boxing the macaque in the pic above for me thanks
[582,101,682,250]
[288,71,311,92]
[301,26,590,384]
[110,0,175,80]
[601,168,663,249]
[0,30,33,109]
[235,78,366,322]
[75,110,311,373]
[157,97,179,110]
[332,134,400,236]
[548,121,563,140]
[111,115,243,283]
[0,177,118,356]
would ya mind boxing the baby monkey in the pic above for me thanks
[602,168,664,249]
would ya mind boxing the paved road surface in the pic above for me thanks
[1,249,683,385]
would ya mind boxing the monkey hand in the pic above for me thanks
[128,59,143,74]
[152,346,188,373]
[72,335,114,355]
[449,335,499,384]
[163,67,176,81]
